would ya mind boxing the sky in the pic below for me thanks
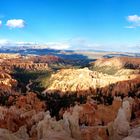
[0,0,140,52]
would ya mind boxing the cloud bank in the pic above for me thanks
[6,19,25,28]
[0,38,140,53]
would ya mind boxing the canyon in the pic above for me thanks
[0,53,140,140]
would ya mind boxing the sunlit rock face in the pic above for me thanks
[43,67,140,96]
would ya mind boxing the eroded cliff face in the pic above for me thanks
[1,58,49,71]
[0,54,66,72]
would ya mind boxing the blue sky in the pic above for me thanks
[0,0,140,52]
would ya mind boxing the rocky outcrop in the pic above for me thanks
[112,100,131,140]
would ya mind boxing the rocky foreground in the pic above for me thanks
[0,54,139,140]
[0,94,140,140]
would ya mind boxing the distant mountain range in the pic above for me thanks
[0,45,140,60]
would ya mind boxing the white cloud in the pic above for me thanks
[0,20,2,27]
[126,15,140,28]
[127,15,140,22]
[6,19,25,28]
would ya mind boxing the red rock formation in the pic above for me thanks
[0,92,46,132]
